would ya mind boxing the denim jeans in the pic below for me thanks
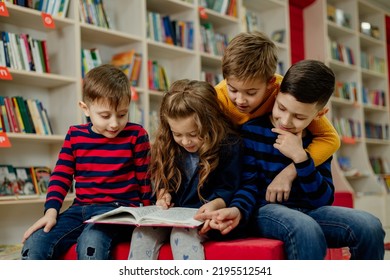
[21,204,134,260]
[252,204,385,260]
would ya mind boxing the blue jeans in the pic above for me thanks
[21,204,134,260]
[252,204,385,260]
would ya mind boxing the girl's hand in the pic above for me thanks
[22,208,58,243]
[155,189,173,209]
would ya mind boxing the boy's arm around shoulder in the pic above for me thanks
[207,136,242,205]
[306,115,340,166]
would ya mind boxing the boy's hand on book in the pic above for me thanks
[22,208,57,243]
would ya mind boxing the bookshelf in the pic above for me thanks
[0,0,291,245]
[303,0,390,229]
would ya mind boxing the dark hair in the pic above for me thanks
[280,60,335,108]
[82,64,131,109]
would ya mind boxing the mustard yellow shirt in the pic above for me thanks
[215,75,340,166]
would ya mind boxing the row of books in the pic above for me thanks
[78,0,110,28]
[199,22,229,56]
[2,0,70,18]
[81,47,102,78]
[362,88,386,107]
[148,60,170,92]
[378,175,390,193]
[201,70,223,87]
[111,50,142,87]
[242,7,262,33]
[370,157,390,175]
[334,81,358,102]
[365,122,389,140]
[360,51,386,74]
[81,48,143,88]
[327,4,352,29]
[0,165,51,200]
[0,31,50,73]
[329,39,355,65]
[332,117,362,140]
[201,0,237,17]
[146,11,195,50]
[0,96,53,135]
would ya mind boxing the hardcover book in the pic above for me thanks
[86,205,203,228]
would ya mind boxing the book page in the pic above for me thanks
[87,205,160,223]
[142,207,203,226]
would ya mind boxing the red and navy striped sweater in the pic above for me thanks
[44,122,152,212]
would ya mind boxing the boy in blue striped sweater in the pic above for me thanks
[197,60,385,259]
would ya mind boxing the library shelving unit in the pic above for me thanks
[303,0,390,229]
[241,0,290,75]
[0,0,291,245]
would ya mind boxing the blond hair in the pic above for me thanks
[222,31,278,83]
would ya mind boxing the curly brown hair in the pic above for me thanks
[150,79,238,200]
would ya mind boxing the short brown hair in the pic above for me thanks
[82,64,131,109]
[222,31,278,83]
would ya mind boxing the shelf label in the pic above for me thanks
[0,67,12,80]
[41,13,55,29]
[0,132,11,148]
[341,136,356,144]
[0,2,9,17]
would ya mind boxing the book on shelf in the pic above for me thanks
[32,166,51,195]
[0,164,53,200]
[14,166,39,199]
[85,205,203,228]
[111,50,136,79]
[0,165,18,200]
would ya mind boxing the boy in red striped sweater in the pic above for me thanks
[21,64,152,260]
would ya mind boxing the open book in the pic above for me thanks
[85,206,203,228]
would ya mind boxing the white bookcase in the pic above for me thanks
[0,0,290,245]
[303,0,390,229]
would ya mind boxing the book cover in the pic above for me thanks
[0,165,18,200]
[4,96,20,133]
[32,166,51,195]
[0,39,6,67]
[86,206,203,228]
[0,96,10,132]
[1,31,11,68]
[15,96,33,133]
[26,98,44,135]
[14,166,39,198]
[111,50,136,79]
[11,97,26,133]
[40,40,50,73]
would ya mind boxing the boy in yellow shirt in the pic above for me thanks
[215,31,340,202]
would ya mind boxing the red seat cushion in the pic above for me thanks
[60,237,285,260]
[61,237,347,260]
